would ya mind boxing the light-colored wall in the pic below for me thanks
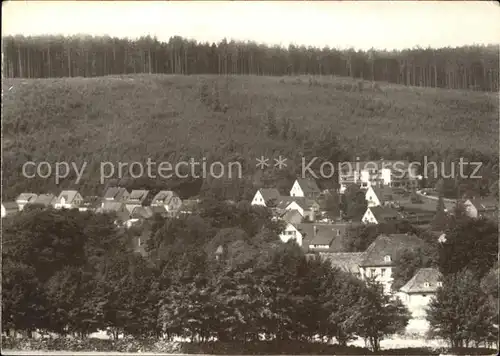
[397,292,435,319]
[360,266,393,294]
[251,191,266,206]
[362,208,378,224]
[279,224,303,246]
[286,201,304,216]
[290,181,304,197]
[365,187,381,207]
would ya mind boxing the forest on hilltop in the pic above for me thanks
[3,35,499,92]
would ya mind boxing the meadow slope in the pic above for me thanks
[2,74,498,200]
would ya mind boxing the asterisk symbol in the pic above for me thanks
[274,156,288,169]
[256,156,269,170]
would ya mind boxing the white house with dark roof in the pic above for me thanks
[290,178,321,199]
[359,233,428,294]
[251,188,282,207]
[397,268,442,320]
[297,223,347,252]
[54,190,83,209]
[16,193,38,211]
[362,206,401,225]
[277,197,320,221]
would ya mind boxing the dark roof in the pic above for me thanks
[259,188,281,203]
[371,186,400,202]
[150,205,167,215]
[128,190,149,201]
[400,268,442,294]
[34,194,56,206]
[295,178,321,194]
[320,252,365,274]
[299,223,347,251]
[104,187,129,200]
[57,190,80,204]
[2,201,19,210]
[361,233,427,267]
[369,206,401,221]
[180,199,200,212]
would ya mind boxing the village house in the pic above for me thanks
[16,193,38,211]
[251,188,282,207]
[78,196,102,212]
[319,252,365,278]
[359,233,428,294]
[364,185,403,208]
[462,197,498,220]
[362,206,401,224]
[125,190,150,213]
[279,222,304,246]
[277,197,320,222]
[33,194,56,207]
[54,190,83,209]
[102,187,130,203]
[297,223,347,252]
[1,201,19,218]
[339,159,419,193]
[151,190,182,216]
[397,268,442,319]
[126,206,154,228]
[290,178,321,200]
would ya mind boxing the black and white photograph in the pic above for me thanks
[1,1,499,355]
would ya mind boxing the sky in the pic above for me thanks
[2,1,500,51]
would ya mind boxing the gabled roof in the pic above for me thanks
[127,190,149,202]
[400,268,442,294]
[320,252,365,274]
[371,186,399,202]
[34,194,56,206]
[2,201,19,210]
[152,190,177,204]
[295,178,321,194]
[369,206,401,221]
[281,209,303,224]
[361,233,427,267]
[258,188,282,204]
[103,187,129,200]
[341,160,411,172]
[16,193,38,203]
[299,223,347,251]
[277,196,319,210]
[57,190,80,204]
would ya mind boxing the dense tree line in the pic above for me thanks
[3,35,499,92]
[3,201,411,352]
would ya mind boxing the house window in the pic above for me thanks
[437,282,442,287]
[424,282,430,288]
[380,268,386,277]
[370,268,376,276]
[384,255,391,262]
[336,229,340,236]
[137,237,141,247]
[422,294,427,297]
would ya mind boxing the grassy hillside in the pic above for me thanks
[2,74,498,200]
